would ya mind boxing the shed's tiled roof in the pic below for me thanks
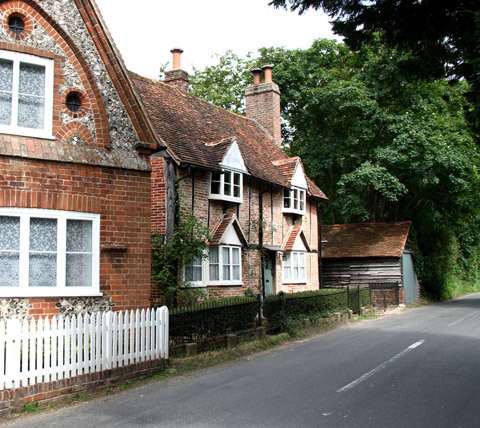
[130,73,326,199]
[321,221,412,259]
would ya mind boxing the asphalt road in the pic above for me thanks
[5,294,480,428]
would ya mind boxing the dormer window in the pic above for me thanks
[283,187,306,215]
[209,170,243,203]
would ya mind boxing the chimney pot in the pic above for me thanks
[251,67,262,85]
[171,48,184,70]
[245,64,282,147]
[165,48,189,93]
[262,64,274,83]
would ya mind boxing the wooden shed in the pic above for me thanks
[321,221,420,304]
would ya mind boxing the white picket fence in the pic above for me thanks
[0,307,169,390]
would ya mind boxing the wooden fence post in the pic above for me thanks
[6,318,21,389]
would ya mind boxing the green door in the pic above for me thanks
[402,252,419,303]
[264,255,274,296]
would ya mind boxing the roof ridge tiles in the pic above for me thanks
[204,137,236,147]
[130,71,268,125]
[272,157,300,166]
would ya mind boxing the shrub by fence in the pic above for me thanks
[346,286,371,312]
[263,288,370,332]
[169,296,259,343]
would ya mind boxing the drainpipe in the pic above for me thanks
[317,199,329,289]
[259,189,269,300]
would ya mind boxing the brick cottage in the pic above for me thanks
[132,50,328,303]
[0,0,163,318]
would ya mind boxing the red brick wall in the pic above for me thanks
[245,82,282,147]
[150,157,166,234]
[0,358,166,418]
[371,287,404,310]
[0,157,152,315]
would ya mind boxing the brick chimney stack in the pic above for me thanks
[245,65,282,147]
[164,48,190,94]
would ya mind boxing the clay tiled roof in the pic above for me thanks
[130,73,326,199]
[210,213,248,246]
[273,157,299,182]
[282,225,312,252]
[321,221,412,259]
[273,157,326,199]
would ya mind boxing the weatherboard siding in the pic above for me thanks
[322,258,402,287]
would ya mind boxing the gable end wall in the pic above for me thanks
[0,0,153,318]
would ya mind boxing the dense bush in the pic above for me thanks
[169,296,258,342]
[263,289,370,332]
[168,289,371,340]
[348,287,371,312]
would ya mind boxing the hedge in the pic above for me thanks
[263,288,370,332]
[168,288,371,340]
[169,296,258,342]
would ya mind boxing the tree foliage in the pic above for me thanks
[270,0,480,133]
[151,205,210,308]
[257,39,480,298]
[190,50,255,114]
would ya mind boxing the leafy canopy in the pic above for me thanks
[190,50,255,114]
[269,0,480,133]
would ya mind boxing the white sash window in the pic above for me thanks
[0,50,53,139]
[0,209,100,297]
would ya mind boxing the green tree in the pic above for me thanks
[269,0,480,133]
[190,50,256,114]
[258,39,480,299]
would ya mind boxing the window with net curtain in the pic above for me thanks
[283,251,306,282]
[184,255,203,284]
[184,246,242,286]
[0,50,53,138]
[209,246,241,283]
[0,209,100,296]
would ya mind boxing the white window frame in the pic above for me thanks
[0,208,100,297]
[283,251,306,283]
[209,170,243,203]
[283,187,306,215]
[185,245,243,287]
[0,50,54,139]
[208,245,242,285]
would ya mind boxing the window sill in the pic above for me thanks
[0,128,55,141]
[209,195,243,204]
[282,281,307,285]
[183,282,205,288]
[0,289,103,298]
[282,209,305,216]
[206,281,243,287]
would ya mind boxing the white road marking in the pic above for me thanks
[337,340,425,393]
[448,312,476,327]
